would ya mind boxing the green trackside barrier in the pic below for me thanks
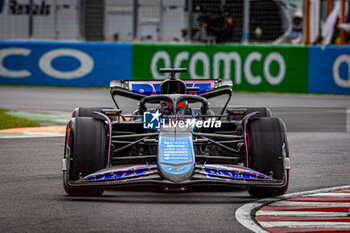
[132,44,309,93]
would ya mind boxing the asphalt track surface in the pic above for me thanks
[0,86,350,233]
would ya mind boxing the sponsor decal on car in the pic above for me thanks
[168,166,184,171]
[129,80,214,96]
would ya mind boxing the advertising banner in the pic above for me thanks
[133,44,309,93]
[309,46,350,94]
[0,41,132,87]
[0,0,80,40]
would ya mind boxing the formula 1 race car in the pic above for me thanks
[62,68,290,197]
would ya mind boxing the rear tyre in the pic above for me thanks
[246,117,289,198]
[63,117,107,196]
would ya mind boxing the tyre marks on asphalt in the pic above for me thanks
[256,189,350,232]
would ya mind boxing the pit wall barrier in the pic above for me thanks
[133,44,309,93]
[309,45,350,95]
[0,41,349,95]
[0,41,132,87]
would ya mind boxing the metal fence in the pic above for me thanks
[190,0,290,44]
[0,0,347,45]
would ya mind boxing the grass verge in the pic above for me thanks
[0,109,40,130]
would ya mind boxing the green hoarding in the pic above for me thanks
[132,44,308,93]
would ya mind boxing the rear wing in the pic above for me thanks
[110,80,233,96]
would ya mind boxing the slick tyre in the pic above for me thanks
[247,117,289,198]
[63,117,107,196]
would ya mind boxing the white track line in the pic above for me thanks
[309,192,350,197]
[259,221,350,228]
[269,200,350,207]
[235,185,350,233]
[256,210,349,217]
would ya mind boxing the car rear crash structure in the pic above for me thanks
[62,68,290,197]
